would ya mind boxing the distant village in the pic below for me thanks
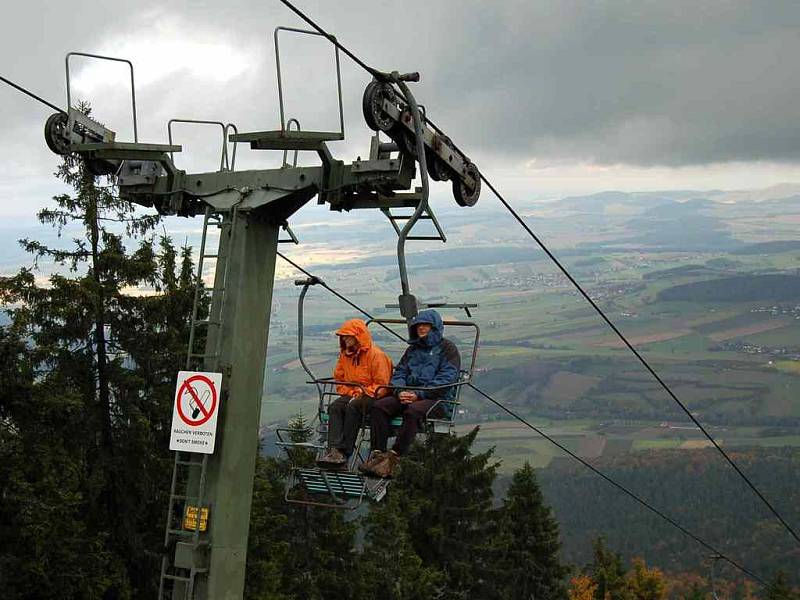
[706,306,800,359]
[713,340,800,361]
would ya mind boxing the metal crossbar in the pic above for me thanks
[381,204,447,242]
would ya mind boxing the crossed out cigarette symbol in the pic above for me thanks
[176,375,217,426]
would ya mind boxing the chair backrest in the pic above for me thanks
[365,317,480,432]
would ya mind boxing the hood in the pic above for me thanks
[408,309,444,347]
[336,319,373,352]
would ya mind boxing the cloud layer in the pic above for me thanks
[2,0,800,218]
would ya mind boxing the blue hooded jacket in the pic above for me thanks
[390,309,461,407]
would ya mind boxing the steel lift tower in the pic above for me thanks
[43,32,480,599]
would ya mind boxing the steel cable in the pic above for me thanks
[0,75,65,113]
[276,0,800,549]
[276,250,773,589]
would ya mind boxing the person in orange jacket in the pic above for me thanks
[317,319,393,469]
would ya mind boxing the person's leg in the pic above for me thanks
[326,396,349,449]
[391,398,437,455]
[370,395,402,453]
[341,394,372,455]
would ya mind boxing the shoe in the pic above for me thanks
[357,450,384,475]
[316,448,347,469]
[371,450,400,479]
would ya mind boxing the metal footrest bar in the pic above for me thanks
[298,468,366,497]
[285,467,368,510]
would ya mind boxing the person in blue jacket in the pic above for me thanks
[360,309,461,478]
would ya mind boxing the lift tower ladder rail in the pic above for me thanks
[159,207,238,600]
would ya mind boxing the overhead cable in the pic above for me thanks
[0,75,64,113]
[275,250,770,589]
[276,0,800,549]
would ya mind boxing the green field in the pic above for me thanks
[261,193,800,468]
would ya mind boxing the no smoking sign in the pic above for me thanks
[170,371,223,454]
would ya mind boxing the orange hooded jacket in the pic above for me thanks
[333,319,393,398]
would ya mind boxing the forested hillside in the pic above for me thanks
[537,448,800,587]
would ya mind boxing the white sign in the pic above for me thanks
[170,371,222,454]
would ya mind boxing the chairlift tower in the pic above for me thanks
[43,29,481,600]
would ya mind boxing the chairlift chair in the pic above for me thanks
[276,279,480,509]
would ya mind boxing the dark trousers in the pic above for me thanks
[371,395,438,455]
[328,395,371,455]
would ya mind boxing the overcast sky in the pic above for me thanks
[2,0,800,223]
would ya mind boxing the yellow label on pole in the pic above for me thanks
[183,505,209,532]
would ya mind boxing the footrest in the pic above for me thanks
[296,468,366,498]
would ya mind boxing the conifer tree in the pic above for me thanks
[495,462,569,599]
[586,538,631,600]
[766,572,798,600]
[358,492,443,600]
[0,112,198,598]
[386,427,500,599]
[245,421,359,600]
[245,453,294,600]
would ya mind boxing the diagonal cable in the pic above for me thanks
[1,75,65,113]
[277,251,406,343]
[276,0,800,549]
[276,250,772,588]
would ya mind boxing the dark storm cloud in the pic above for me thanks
[414,0,800,166]
[2,0,800,181]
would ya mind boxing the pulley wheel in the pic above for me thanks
[426,148,450,181]
[397,129,418,158]
[452,162,481,207]
[44,112,71,155]
[426,133,453,181]
[362,81,396,132]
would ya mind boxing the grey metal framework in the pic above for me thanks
[42,36,481,598]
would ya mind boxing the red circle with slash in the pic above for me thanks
[176,375,218,426]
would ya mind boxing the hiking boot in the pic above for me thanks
[316,448,347,469]
[371,450,400,479]
[357,450,384,475]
